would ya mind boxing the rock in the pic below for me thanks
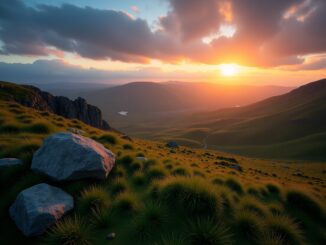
[166,141,179,148]
[9,183,73,237]
[67,127,85,135]
[0,158,23,169]
[229,164,243,172]
[136,156,148,162]
[106,232,116,240]
[31,133,115,181]
[11,84,110,130]
[121,134,132,141]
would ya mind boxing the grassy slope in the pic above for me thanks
[131,79,326,160]
[0,100,325,244]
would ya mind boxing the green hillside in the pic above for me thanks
[0,83,325,244]
[137,79,326,160]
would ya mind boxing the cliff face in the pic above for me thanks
[14,84,110,130]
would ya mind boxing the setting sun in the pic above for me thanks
[219,64,239,76]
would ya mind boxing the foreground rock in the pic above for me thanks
[166,141,179,148]
[0,158,22,169]
[9,183,73,237]
[31,132,115,181]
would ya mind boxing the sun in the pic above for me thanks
[219,64,239,76]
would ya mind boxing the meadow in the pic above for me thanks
[0,100,325,244]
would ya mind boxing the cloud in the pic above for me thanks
[0,59,201,84]
[0,0,325,68]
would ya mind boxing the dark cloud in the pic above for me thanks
[0,0,325,68]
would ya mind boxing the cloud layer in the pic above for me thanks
[0,0,325,68]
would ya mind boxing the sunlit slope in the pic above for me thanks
[146,79,326,160]
[0,98,325,245]
[80,81,292,127]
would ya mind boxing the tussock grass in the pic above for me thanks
[110,178,128,196]
[238,196,267,217]
[132,172,147,186]
[112,192,141,215]
[225,178,243,195]
[98,133,117,145]
[24,122,53,134]
[44,216,93,245]
[158,177,221,217]
[146,166,167,181]
[285,190,324,221]
[265,215,304,245]
[184,218,232,245]
[232,209,263,240]
[132,202,168,241]
[123,143,134,150]
[172,167,190,176]
[90,207,111,229]
[78,185,110,214]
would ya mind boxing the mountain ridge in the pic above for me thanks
[0,81,110,130]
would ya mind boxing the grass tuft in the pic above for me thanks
[184,218,232,245]
[44,216,93,245]
[132,202,168,241]
[225,178,243,195]
[286,190,324,221]
[265,215,304,245]
[78,185,110,214]
[158,177,221,217]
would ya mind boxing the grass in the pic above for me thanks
[225,178,244,195]
[184,218,232,245]
[264,215,304,245]
[285,190,324,221]
[78,185,110,214]
[158,177,221,218]
[44,216,94,245]
[132,202,168,241]
[232,209,263,241]
[112,192,142,215]
[0,90,325,245]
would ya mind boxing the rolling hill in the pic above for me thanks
[130,79,326,160]
[80,81,293,127]
[0,82,325,245]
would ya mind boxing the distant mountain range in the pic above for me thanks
[80,81,293,127]
[140,79,326,160]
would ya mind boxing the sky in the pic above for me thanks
[0,0,325,86]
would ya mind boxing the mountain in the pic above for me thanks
[0,83,325,245]
[0,81,110,130]
[81,81,293,127]
[149,79,326,160]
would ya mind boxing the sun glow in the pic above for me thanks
[219,64,239,76]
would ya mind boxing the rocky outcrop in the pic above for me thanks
[17,85,110,130]
[31,132,116,181]
[0,158,22,169]
[9,183,73,237]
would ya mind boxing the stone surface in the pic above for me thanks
[0,158,22,169]
[31,133,115,181]
[166,141,179,148]
[136,156,148,162]
[13,85,110,130]
[9,183,73,237]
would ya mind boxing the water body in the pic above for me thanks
[118,111,128,116]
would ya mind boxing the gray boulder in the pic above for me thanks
[0,158,22,169]
[9,183,73,237]
[31,132,115,181]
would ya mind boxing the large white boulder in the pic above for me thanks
[0,158,22,169]
[9,183,73,237]
[31,132,115,181]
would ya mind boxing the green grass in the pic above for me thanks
[44,216,94,245]
[0,91,325,245]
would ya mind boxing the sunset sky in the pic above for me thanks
[0,0,325,86]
